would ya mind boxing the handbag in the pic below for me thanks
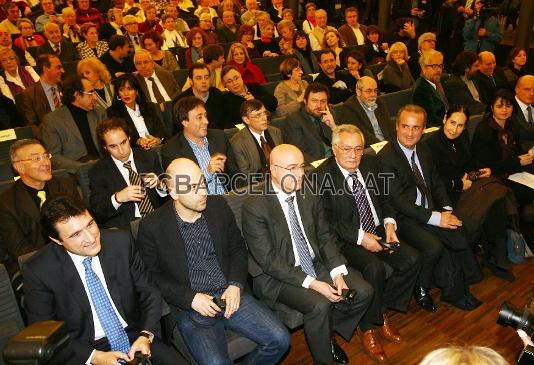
[506,228,526,264]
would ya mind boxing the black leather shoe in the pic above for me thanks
[414,286,437,312]
[484,261,515,282]
[464,292,483,308]
[442,295,477,311]
[331,338,349,364]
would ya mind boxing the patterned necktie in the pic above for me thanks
[285,196,316,278]
[134,35,139,45]
[123,161,154,216]
[527,106,533,125]
[51,86,61,109]
[82,257,130,354]
[349,173,377,235]
[410,151,433,209]
[260,135,271,164]
[465,0,473,10]
[37,190,46,208]
[148,77,165,104]
[53,44,60,55]
[435,81,449,110]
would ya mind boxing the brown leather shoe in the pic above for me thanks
[381,314,402,343]
[360,329,386,363]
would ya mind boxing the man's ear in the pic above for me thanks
[49,236,62,246]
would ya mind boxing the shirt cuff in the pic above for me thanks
[443,206,453,211]
[228,281,243,291]
[302,275,315,288]
[428,211,441,226]
[111,194,121,210]
[356,229,364,245]
[156,186,168,197]
[86,349,96,365]
[330,265,348,281]
[383,218,397,230]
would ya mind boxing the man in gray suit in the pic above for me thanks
[230,99,283,176]
[513,75,534,151]
[42,75,107,171]
[134,49,180,105]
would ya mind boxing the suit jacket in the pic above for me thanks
[335,96,395,146]
[473,69,509,105]
[160,129,240,189]
[512,99,534,152]
[412,76,447,127]
[0,176,79,275]
[377,139,452,225]
[98,22,123,41]
[314,70,353,104]
[313,155,395,250]
[337,24,367,46]
[443,74,485,116]
[23,230,162,365]
[216,25,238,44]
[229,126,283,174]
[88,148,165,229]
[136,197,248,311]
[15,81,52,137]
[174,87,227,130]
[36,40,78,63]
[282,105,334,163]
[136,68,180,103]
[42,105,107,171]
[241,179,347,307]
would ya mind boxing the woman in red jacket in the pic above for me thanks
[226,42,266,84]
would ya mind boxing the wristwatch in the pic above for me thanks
[140,330,154,344]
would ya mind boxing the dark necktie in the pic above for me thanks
[435,81,449,110]
[349,172,377,235]
[260,135,271,163]
[410,151,433,209]
[286,196,316,278]
[53,44,60,55]
[82,257,130,354]
[489,75,496,87]
[123,161,154,216]
[527,106,533,124]
[134,35,139,45]
[148,77,165,104]
[51,86,61,109]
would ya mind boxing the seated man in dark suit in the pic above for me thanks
[0,139,79,276]
[216,10,238,43]
[161,96,240,193]
[377,104,483,311]
[335,76,395,147]
[42,75,107,171]
[89,118,166,229]
[314,125,420,362]
[134,49,180,105]
[230,99,283,175]
[473,51,509,105]
[412,49,448,127]
[23,196,185,365]
[136,158,290,365]
[282,82,337,163]
[242,144,373,365]
[174,63,226,129]
[220,65,278,129]
[444,51,485,115]
[315,49,353,104]
[36,23,78,63]
[99,35,135,78]
[512,75,534,151]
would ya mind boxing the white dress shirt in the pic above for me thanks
[111,150,142,218]
[144,72,171,102]
[516,96,532,123]
[125,103,150,137]
[350,25,365,45]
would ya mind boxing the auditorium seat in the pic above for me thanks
[263,80,279,96]
[0,263,25,365]
[76,161,96,205]
[173,69,189,90]
[0,126,35,163]
[378,88,413,119]
[251,55,288,77]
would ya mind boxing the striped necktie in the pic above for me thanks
[123,161,154,217]
[51,86,61,109]
[286,196,316,278]
[349,172,377,235]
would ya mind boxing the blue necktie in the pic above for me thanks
[83,257,130,354]
[286,196,316,278]
[350,172,377,235]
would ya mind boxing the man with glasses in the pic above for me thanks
[35,0,59,33]
[242,143,373,365]
[134,49,179,106]
[42,75,107,171]
[0,139,79,276]
[336,76,395,147]
[123,14,142,52]
[408,32,436,81]
[412,49,448,127]
[230,99,283,175]
[313,124,420,362]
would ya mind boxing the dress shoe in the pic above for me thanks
[381,314,402,343]
[330,337,349,364]
[483,261,515,282]
[464,292,483,308]
[360,329,386,363]
[414,286,437,312]
[442,295,478,311]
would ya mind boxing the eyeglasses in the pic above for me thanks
[81,90,96,96]
[272,164,307,174]
[224,75,242,84]
[425,63,444,70]
[14,153,52,163]
[334,144,364,154]
[359,88,378,94]
[248,110,270,119]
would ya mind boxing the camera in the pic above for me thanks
[341,289,356,303]
[467,170,482,181]
[212,297,226,310]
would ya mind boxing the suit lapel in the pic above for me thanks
[87,110,101,155]
[265,186,296,265]
[14,181,40,222]
[161,202,189,274]
[243,129,262,169]
[203,199,224,263]
[98,234,127,319]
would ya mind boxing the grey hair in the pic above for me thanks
[419,49,443,68]
[356,76,377,90]
[332,124,365,146]
[10,139,43,163]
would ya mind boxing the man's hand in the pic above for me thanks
[479,168,491,177]
[309,280,342,302]
[461,173,472,190]
[207,154,227,174]
[439,211,462,229]
[464,7,474,16]
[385,223,399,244]
[320,108,336,129]
[191,293,221,317]
[519,154,534,166]
[332,274,349,296]
[395,58,406,66]
[410,7,419,16]
[243,91,255,100]
[128,336,151,360]
[115,185,145,203]
[361,232,383,252]
[91,350,130,365]
[141,173,159,189]
[404,22,416,38]
[221,285,241,319]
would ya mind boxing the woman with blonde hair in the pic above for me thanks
[419,346,509,365]
[227,42,266,84]
[77,57,114,109]
[13,18,45,51]
[382,41,414,92]
[0,47,39,101]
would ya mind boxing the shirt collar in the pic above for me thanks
[67,249,93,267]
[515,96,531,110]
[397,139,417,159]
[272,180,296,202]
[248,127,265,142]
[335,160,359,180]
[111,149,134,169]
[40,79,57,92]
[358,98,378,112]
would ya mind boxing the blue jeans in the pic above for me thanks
[176,292,290,365]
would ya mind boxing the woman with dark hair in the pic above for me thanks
[237,24,260,59]
[322,29,344,67]
[184,27,207,68]
[292,30,319,74]
[274,57,308,116]
[344,50,374,91]
[141,31,179,72]
[425,105,516,281]
[364,25,387,64]
[76,22,109,59]
[107,74,168,150]
[503,47,527,87]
